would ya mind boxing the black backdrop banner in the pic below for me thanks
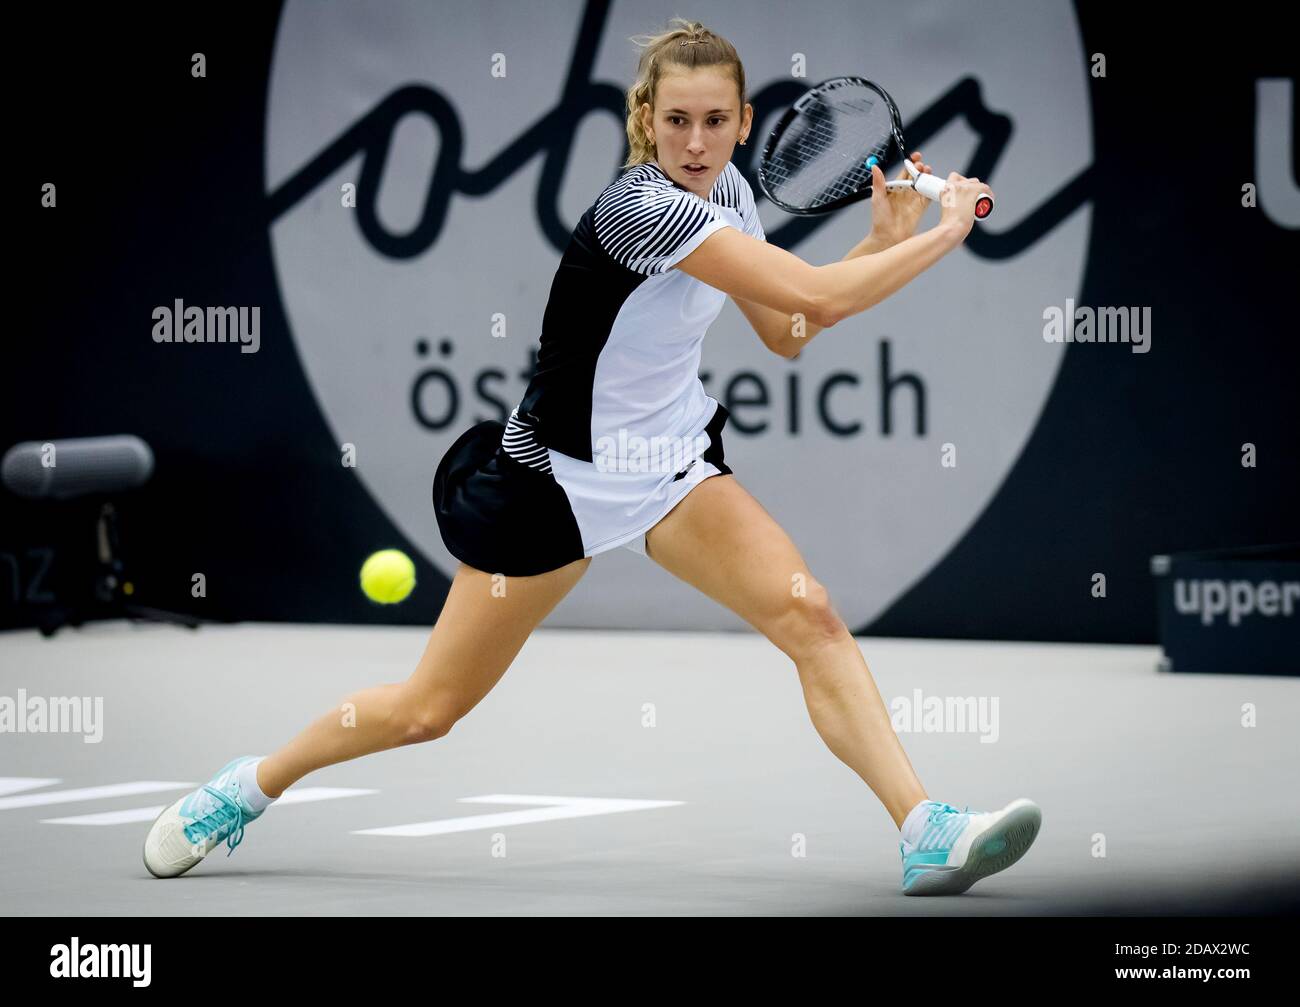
[7,1,1298,641]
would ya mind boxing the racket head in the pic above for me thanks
[757,76,907,216]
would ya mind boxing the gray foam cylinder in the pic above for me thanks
[2,436,154,500]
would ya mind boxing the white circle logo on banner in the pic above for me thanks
[267,0,1092,630]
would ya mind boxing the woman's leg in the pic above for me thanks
[645,475,926,828]
[255,557,592,797]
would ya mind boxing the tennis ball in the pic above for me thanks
[360,549,416,604]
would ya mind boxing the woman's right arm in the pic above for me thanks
[677,173,990,329]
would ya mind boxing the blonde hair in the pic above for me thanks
[623,19,746,168]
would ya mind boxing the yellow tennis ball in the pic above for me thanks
[360,549,416,604]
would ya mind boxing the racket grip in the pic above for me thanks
[913,172,948,202]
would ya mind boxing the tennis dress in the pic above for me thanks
[433,159,766,576]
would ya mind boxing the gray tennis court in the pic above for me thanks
[4,622,1296,916]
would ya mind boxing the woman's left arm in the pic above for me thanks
[732,152,934,359]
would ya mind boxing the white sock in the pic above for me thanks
[901,799,942,847]
[234,757,275,813]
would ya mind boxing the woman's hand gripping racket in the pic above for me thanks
[756,76,994,225]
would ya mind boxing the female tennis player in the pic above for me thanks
[145,19,1041,896]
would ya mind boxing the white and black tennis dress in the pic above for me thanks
[433,159,766,576]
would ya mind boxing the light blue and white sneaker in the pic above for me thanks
[900,798,1041,896]
[143,756,266,878]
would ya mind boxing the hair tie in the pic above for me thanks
[680,37,706,45]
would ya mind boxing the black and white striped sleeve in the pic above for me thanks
[739,172,766,242]
[594,172,732,275]
[710,161,766,242]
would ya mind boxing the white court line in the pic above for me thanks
[354,794,684,837]
[0,781,196,811]
[0,777,63,797]
[42,787,380,825]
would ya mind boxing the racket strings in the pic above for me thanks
[762,87,896,210]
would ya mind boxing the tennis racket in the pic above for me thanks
[757,75,994,221]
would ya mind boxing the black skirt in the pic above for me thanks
[432,419,586,576]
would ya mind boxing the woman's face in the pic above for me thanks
[640,66,752,198]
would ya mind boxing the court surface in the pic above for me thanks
[3,621,1297,916]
